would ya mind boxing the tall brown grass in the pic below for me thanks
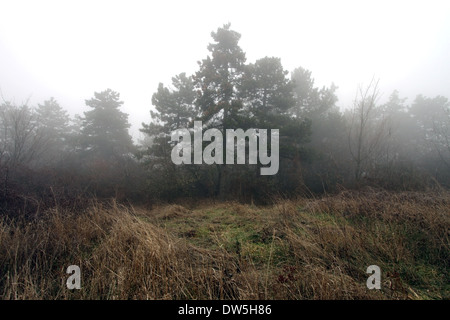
[0,188,448,300]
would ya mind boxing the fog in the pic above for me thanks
[1,0,449,140]
[2,1,450,303]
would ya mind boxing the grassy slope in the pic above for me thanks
[0,189,449,299]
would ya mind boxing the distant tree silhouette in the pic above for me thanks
[80,89,133,159]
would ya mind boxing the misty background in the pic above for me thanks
[2,1,450,301]
[1,0,450,205]
[1,0,450,141]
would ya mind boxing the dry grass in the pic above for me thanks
[0,189,448,300]
[0,200,240,299]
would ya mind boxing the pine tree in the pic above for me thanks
[241,56,295,126]
[191,24,248,197]
[141,73,196,162]
[139,73,198,199]
[194,23,246,129]
[35,97,70,147]
[80,89,133,159]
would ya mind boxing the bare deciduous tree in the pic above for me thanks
[0,101,49,171]
[347,78,388,181]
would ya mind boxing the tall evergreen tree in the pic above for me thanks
[241,57,295,126]
[143,73,196,135]
[291,67,338,120]
[194,23,246,129]
[139,73,198,199]
[410,95,450,171]
[191,24,248,197]
[76,89,136,198]
[35,97,71,150]
[241,57,310,158]
[80,89,133,159]
[141,73,196,164]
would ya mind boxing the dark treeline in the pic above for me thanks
[1,24,449,210]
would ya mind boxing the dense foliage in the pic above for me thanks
[1,24,449,208]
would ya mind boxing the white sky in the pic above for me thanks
[1,0,450,140]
